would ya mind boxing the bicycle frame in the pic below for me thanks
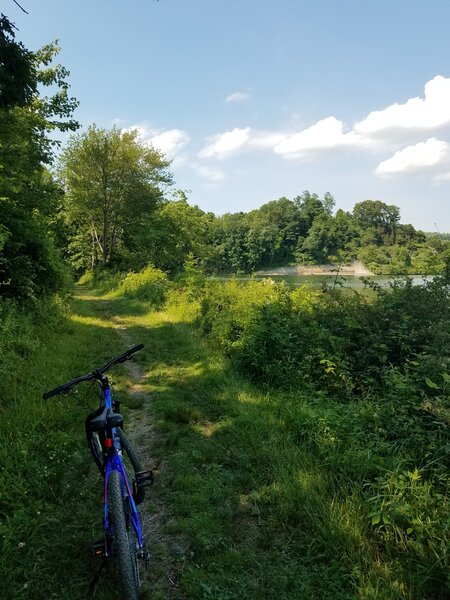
[44,343,150,597]
[101,383,144,556]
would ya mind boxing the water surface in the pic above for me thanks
[216,274,432,290]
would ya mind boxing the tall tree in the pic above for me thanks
[60,126,173,269]
[0,13,36,109]
[0,16,78,298]
[131,195,215,273]
[353,200,400,244]
[294,190,335,237]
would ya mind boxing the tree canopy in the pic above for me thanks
[0,16,78,298]
[60,125,173,270]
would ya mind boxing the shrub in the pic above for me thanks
[197,276,450,400]
[108,265,169,307]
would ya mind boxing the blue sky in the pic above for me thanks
[9,0,450,230]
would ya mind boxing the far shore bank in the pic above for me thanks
[254,260,374,277]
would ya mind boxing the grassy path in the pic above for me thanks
[71,289,186,599]
[78,292,388,599]
[2,287,441,599]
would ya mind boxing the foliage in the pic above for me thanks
[0,19,77,299]
[185,275,450,596]
[59,125,173,270]
[106,264,169,307]
[198,276,450,396]
[0,14,36,109]
[131,194,215,274]
[153,190,447,276]
[186,192,449,275]
[353,199,400,245]
[203,192,336,273]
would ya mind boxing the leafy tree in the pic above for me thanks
[396,223,426,247]
[298,209,358,264]
[294,190,335,236]
[0,17,78,298]
[207,212,250,273]
[131,195,214,273]
[353,200,400,244]
[248,198,303,265]
[0,14,36,109]
[60,126,173,269]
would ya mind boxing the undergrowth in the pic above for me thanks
[91,263,449,598]
[3,263,448,599]
[0,294,138,599]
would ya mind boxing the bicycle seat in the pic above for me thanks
[87,407,124,432]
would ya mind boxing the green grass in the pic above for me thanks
[0,293,144,599]
[93,291,448,599]
[1,284,448,599]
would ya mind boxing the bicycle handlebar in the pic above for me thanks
[42,344,144,400]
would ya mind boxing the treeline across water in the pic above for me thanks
[1,10,449,303]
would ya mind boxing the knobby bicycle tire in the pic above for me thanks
[108,470,139,600]
[118,430,146,505]
[88,428,146,505]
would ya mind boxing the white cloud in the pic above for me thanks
[274,116,362,158]
[251,130,286,149]
[225,91,250,103]
[148,129,190,159]
[376,138,450,178]
[123,123,189,159]
[356,76,450,137]
[190,163,225,182]
[199,118,363,162]
[199,127,251,158]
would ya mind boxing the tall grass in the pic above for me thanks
[0,294,136,599]
[88,268,448,598]
[108,266,169,306]
[4,265,447,598]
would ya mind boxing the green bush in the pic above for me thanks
[193,275,449,594]
[197,276,450,400]
[108,264,169,307]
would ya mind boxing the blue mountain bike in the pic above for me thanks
[43,344,153,600]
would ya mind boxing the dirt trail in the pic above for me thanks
[106,309,186,598]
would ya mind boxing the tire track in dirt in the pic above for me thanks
[111,314,187,599]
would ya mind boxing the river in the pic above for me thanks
[214,274,432,290]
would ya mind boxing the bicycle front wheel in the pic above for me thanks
[108,470,139,600]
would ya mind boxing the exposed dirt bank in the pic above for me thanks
[254,260,374,276]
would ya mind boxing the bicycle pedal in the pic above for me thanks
[135,469,154,488]
[138,545,150,566]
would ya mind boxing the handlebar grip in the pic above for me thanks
[43,382,72,400]
[125,343,144,357]
[115,344,145,364]
[42,372,92,399]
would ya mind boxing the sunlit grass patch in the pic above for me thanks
[70,313,116,328]
[6,276,446,599]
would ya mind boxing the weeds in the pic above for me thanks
[2,267,448,598]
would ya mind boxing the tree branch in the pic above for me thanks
[12,0,29,14]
